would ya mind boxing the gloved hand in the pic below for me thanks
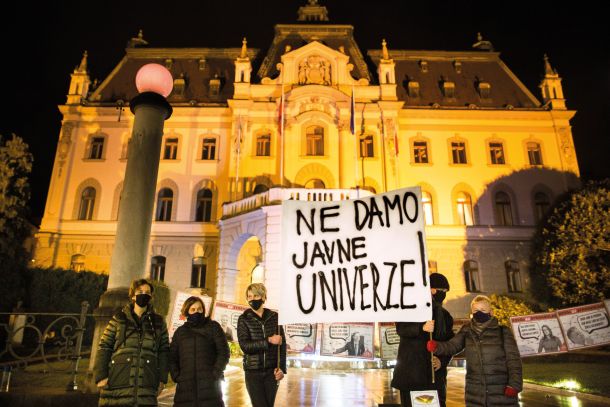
[504,386,519,397]
[426,340,437,353]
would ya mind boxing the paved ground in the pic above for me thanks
[158,367,610,406]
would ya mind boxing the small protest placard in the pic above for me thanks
[279,186,432,324]
[557,302,610,350]
[320,322,375,359]
[285,323,317,354]
[410,390,440,407]
[211,301,250,343]
[510,312,567,356]
[379,322,400,360]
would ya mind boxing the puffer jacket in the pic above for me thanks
[434,318,522,407]
[391,305,454,391]
[94,304,170,406]
[169,318,230,407]
[237,308,286,373]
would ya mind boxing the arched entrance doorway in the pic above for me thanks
[234,236,263,304]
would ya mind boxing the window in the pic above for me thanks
[191,257,207,288]
[527,142,543,165]
[70,254,85,272]
[209,75,221,97]
[78,187,96,220]
[408,81,420,98]
[163,138,179,160]
[306,126,324,156]
[456,192,474,225]
[464,260,480,292]
[451,142,467,164]
[534,191,550,223]
[359,135,374,158]
[89,137,104,159]
[489,142,505,165]
[256,133,271,157]
[150,256,166,281]
[478,81,491,99]
[201,138,216,160]
[505,260,522,292]
[494,191,513,226]
[195,188,213,222]
[413,141,429,163]
[156,188,173,221]
[443,81,455,98]
[422,191,434,225]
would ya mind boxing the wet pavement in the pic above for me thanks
[158,366,610,406]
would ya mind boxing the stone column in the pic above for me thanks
[87,91,172,384]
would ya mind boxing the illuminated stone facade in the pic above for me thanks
[34,4,579,317]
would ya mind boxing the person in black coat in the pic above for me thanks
[237,283,287,407]
[391,273,454,407]
[170,296,230,407]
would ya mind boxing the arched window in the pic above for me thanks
[251,264,265,284]
[505,260,522,292]
[306,126,324,156]
[359,135,374,158]
[456,192,473,225]
[422,191,434,225]
[253,184,269,195]
[464,260,480,292]
[256,133,271,156]
[156,188,173,221]
[304,179,325,189]
[150,256,166,281]
[70,254,85,272]
[534,191,550,223]
[191,257,206,288]
[78,187,96,220]
[495,191,513,226]
[195,188,213,222]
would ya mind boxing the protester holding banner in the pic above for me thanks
[237,283,287,407]
[427,295,522,406]
[391,273,454,407]
[169,296,229,407]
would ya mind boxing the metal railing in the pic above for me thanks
[0,301,91,391]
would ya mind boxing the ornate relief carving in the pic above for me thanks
[298,55,331,85]
[56,122,74,177]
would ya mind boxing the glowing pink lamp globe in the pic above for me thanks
[135,63,173,97]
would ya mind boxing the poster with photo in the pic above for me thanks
[510,312,567,356]
[168,292,213,340]
[320,322,375,359]
[211,301,250,343]
[557,302,610,350]
[379,322,400,360]
[285,323,317,354]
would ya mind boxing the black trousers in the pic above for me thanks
[399,377,447,407]
[244,369,279,407]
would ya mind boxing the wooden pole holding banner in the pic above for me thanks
[430,331,435,384]
[277,324,281,385]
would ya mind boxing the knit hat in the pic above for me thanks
[429,273,450,290]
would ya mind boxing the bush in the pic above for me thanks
[489,294,537,326]
[229,341,243,359]
[150,279,170,317]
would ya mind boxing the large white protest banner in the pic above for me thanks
[510,312,567,356]
[279,186,432,324]
[168,291,213,340]
[557,303,610,350]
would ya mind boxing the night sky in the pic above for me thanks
[3,1,609,225]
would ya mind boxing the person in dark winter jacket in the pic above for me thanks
[391,273,454,407]
[94,279,170,407]
[237,283,286,407]
[427,295,523,407]
[169,296,230,407]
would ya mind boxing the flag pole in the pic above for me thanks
[235,116,241,200]
[279,79,285,188]
[351,85,359,197]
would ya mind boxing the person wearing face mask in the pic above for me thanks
[237,283,287,407]
[391,273,454,407]
[427,295,523,406]
[169,296,229,407]
[93,279,170,406]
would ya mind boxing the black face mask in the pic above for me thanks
[473,310,492,323]
[248,299,264,311]
[135,293,152,308]
[432,291,446,304]
[187,312,205,324]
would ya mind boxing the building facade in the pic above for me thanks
[34,3,579,317]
